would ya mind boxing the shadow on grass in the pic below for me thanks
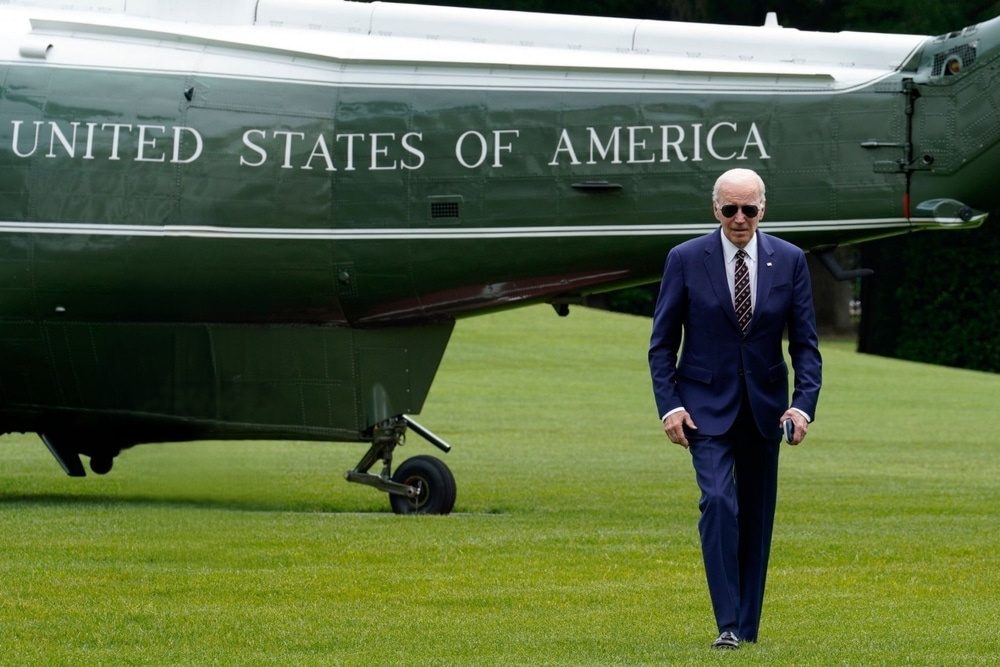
[0,490,392,515]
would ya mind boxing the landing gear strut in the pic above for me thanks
[40,432,120,477]
[344,415,456,515]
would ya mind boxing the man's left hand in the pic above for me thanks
[779,411,809,446]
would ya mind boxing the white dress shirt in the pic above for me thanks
[720,228,757,314]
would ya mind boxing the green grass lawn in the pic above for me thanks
[1,304,998,665]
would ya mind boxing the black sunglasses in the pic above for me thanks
[719,204,760,218]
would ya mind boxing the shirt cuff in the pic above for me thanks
[661,407,686,422]
[789,407,812,423]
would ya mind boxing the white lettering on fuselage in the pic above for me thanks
[547,122,770,166]
[455,130,521,168]
[11,120,203,163]
[7,119,769,172]
[239,130,426,171]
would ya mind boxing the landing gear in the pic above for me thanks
[344,415,457,515]
[39,432,121,476]
[88,455,114,475]
[40,432,86,477]
[38,416,457,514]
[389,455,457,515]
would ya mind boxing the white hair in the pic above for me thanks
[712,168,766,204]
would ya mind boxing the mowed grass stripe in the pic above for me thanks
[1,305,997,665]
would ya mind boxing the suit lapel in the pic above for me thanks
[752,232,777,329]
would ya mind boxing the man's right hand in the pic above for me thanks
[663,410,697,449]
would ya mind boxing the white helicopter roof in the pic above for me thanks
[0,0,931,91]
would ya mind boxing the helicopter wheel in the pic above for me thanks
[89,455,114,475]
[389,455,456,515]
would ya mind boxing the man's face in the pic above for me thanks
[714,179,764,248]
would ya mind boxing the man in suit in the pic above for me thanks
[648,168,822,649]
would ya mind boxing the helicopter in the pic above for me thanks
[0,0,993,513]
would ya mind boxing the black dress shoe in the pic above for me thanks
[711,631,739,650]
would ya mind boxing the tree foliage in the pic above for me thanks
[858,226,1000,373]
[397,1,1000,31]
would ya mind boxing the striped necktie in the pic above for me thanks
[734,249,752,333]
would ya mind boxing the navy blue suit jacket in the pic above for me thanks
[649,229,821,437]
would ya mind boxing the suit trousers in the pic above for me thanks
[688,390,781,642]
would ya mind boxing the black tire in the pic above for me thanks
[89,455,114,475]
[389,455,456,515]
